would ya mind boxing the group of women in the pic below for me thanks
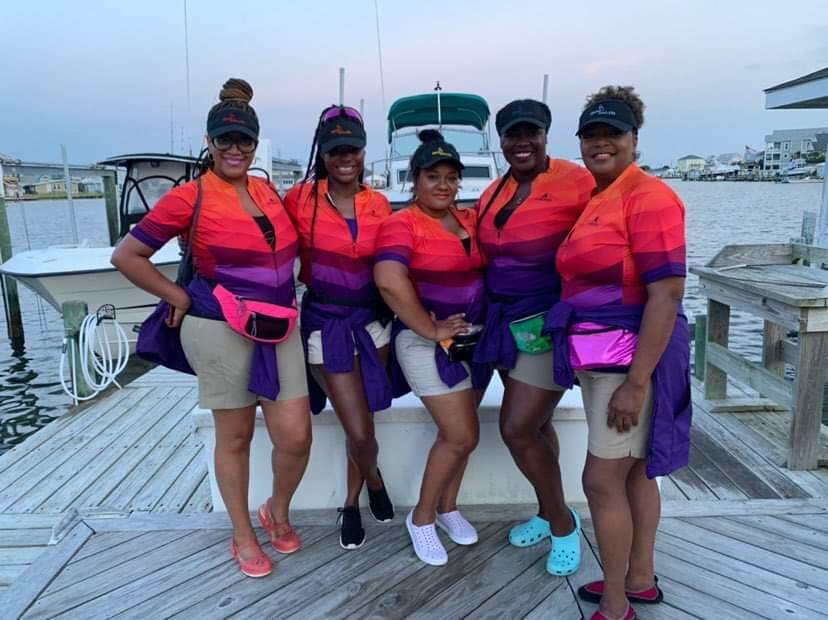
[112,77,691,620]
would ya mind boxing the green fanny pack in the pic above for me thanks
[509,312,553,355]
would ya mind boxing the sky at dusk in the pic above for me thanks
[2,1,827,168]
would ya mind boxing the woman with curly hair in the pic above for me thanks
[548,86,692,620]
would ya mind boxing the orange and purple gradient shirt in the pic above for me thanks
[283,179,391,306]
[130,170,298,307]
[476,159,595,302]
[556,163,687,309]
[375,205,486,324]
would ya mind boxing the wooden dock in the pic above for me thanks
[0,366,826,618]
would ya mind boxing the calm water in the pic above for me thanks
[0,181,823,453]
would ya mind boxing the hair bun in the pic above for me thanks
[219,78,253,104]
[418,129,443,144]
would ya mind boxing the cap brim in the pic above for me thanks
[576,118,634,136]
[419,155,465,170]
[319,136,366,154]
[498,117,548,136]
[208,125,259,140]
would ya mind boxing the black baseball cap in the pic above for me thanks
[207,105,260,141]
[577,99,637,135]
[318,117,367,154]
[410,135,464,171]
[495,99,551,136]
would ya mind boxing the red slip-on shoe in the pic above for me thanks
[229,540,272,578]
[257,502,302,554]
[590,605,636,620]
[578,577,663,604]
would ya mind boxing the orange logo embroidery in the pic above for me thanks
[330,124,352,135]
[222,112,245,124]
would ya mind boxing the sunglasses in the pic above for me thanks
[321,106,363,125]
[211,134,258,154]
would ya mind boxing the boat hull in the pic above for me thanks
[0,243,180,342]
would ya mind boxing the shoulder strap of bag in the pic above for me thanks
[175,177,203,285]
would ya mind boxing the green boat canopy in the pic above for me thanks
[387,93,490,143]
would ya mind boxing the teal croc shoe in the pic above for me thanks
[546,507,581,576]
[509,515,551,548]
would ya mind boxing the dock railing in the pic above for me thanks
[690,218,828,470]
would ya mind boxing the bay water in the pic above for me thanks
[0,180,822,453]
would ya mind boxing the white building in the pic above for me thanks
[675,155,706,173]
[763,127,828,173]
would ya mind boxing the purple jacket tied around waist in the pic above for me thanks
[300,293,392,415]
[187,276,286,401]
[389,320,492,398]
[544,301,692,478]
[474,291,557,369]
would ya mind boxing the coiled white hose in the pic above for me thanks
[59,313,131,404]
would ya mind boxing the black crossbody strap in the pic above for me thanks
[175,177,203,285]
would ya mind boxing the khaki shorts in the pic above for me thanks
[395,329,472,397]
[306,320,392,365]
[501,350,566,392]
[181,315,309,410]
[576,370,653,460]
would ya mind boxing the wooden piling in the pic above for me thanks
[693,314,707,381]
[0,194,24,342]
[62,300,93,400]
[704,300,730,400]
[103,175,119,246]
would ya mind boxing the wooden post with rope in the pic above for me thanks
[62,300,94,401]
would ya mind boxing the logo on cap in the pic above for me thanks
[431,147,453,158]
[222,112,246,124]
[330,124,352,136]
[589,105,616,117]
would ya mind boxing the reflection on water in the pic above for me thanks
[0,182,823,453]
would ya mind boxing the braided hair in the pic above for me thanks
[302,106,365,254]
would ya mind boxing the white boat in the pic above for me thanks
[0,153,199,338]
[373,91,502,208]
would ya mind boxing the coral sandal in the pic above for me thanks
[229,540,272,578]
[257,501,302,554]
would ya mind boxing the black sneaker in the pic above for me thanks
[337,506,365,550]
[367,469,395,523]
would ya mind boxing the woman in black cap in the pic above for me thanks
[284,105,395,551]
[551,85,690,620]
[112,78,311,578]
[474,99,595,576]
[374,130,490,566]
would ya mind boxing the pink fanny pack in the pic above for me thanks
[568,321,638,371]
[213,284,298,344]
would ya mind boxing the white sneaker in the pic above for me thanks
[436,510,478,545]
[406,511,447,566]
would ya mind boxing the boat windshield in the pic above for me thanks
[391,127,490,158]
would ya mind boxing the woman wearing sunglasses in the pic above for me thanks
[374,130,490,566]
[284,105,394,550]
[549,86,691,620]
[112,78,311,578]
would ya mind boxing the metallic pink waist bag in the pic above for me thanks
[568,321,638,371]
